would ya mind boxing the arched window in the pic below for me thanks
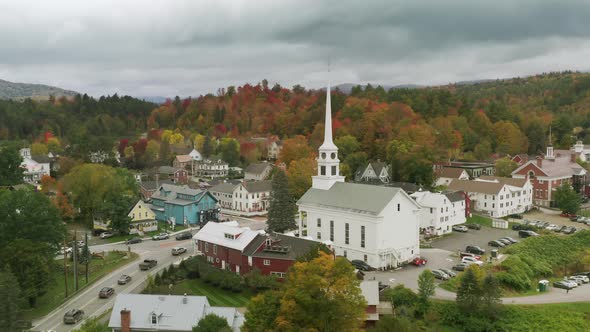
[151,313,157,324]
[528,171,535,179]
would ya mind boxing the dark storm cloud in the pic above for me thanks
[0,0,589,96]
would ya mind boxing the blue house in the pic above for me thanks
[150,184,219,226]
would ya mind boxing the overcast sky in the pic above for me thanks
[1,0,590,97]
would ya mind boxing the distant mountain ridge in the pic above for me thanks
[333,83,423,94]
[0,79,79,100]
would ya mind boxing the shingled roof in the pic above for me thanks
[244,162,272,175]
[242,180,272,193]
[448,179,504,195]
[436,167,467,179]
[243,233,319,260]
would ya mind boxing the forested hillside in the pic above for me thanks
[2,71,590,185]
[0,79,78,100]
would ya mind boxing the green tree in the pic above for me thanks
[203,133,213,158]
[456,266,482,314]
[218,138,240,166]
[334,135,361,160]
[384,284,418,314]
[481,273,502,319]
[368,315,421,332]
[474,139,492,160]
[0,144,23,186]
[243,290,282,332]
[416,269,436,317]
[267,170,297,233]
[0,268,23,332]
[192,313,231,332]
[495,157,518,177]
[554,183,581,214]
[73,317,109,332]
[343,151,368,180]
[101,191,134,235]
[526,120,546,155]
[31,142,48,156]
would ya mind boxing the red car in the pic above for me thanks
[560,212,576,218]
[412,257,427,266]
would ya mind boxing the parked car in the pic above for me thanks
[465,245,485,255]
[567,277,584,286]
[139,259,158,270]
[461,257,484,266]
[100,231,114,239]
[564,278,580,287]
[452,225,469,232]
[98,287,115,298]
[431,269,450,280]
[569,215,580,222]
[126,237,142,245]
[545,224,560,231]
[152,233,169,241]
[575,271,590,278]
[351,260,374,271]
[518,230,539,238]
[452,263,469,271]
[500,237,519,244]
[560,212,577,218]
[172,247,187,256]
[553,280,575,290]
[175,231,193,240]
[63,309,84,324]
[439,268,457,278]
[570,275,589,283]
[496,238,511,246]
[562,226,577,234]
[117,274,132,285]
[465,223,482,230]
[460,252,482,260]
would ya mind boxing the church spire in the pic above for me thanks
[319,82,337,150]
[546,126,554,159]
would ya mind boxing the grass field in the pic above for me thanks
[148,278,254,307]
[22,251,138,320]
[466,215,493,227]
[489,302,590,331]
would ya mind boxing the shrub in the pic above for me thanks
[384,284,418,310]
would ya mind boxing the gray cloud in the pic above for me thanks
[0,0,589,97]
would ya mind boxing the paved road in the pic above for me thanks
[34,236,196,332]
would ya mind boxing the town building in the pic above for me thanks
[267,140,283,160]
[108,294,244,332]
[19,148,51,184]
[433,161,494,179]
[448,176,533,217]
[355,161,391,184]
[297,82,421,269]
[127,200,158,235]
[189,148,203,161]
[173,154,192,170]
[410,191,466,236]
[157,166,188,184]
[210,180,272,217]
[434,167,470,187]
[360,281,380,326]
[193,221,319,278]
[139,179,175,200]
[243,162,273,181]
[150,184,219,226]
[195,159,229,178]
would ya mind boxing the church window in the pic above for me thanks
[345,223,349,244]
[361,226,365,248]
[317,232,322,239]
[321,152,326,159]
[151,313,158,324]
[363,255,368,262]
[397,204,400,211]
[330,220,334,241]
[321,166,326,176]
[343,250,347,258]
[331,152,336,159]
[317,218,321,227]
[332,166,336,176]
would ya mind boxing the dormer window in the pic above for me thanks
[151,313,158,324]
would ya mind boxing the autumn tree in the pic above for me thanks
[279,135,313,167]
[267,170,297,233]
[287,157,316,199]
[242,291,281,332]
[495,157,518,177]
[31,142,48,156]
[0,144,23,186]
[493,121,529,155]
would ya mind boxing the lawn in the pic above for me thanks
[466,215,492,227]
[148,278,254,307]
[22,251,139,320]
[439,275,542,297]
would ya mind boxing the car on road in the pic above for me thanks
[465,223,482,230]
[351,260,374,271]
[431,269,450,280]
[100,231,114,239]
[152,232,169,241]
[461,256,484,266]
[139,259,158,270]
[126,237,142,244]
[172,247,187,256]
[117,274,132,285]
[98,287,115,298]
[63,309,84,324]
[453,263,469,271]
[439,268,457,278]
[500,237,519,244]
[452,225,468,232]
[553,280,575,290]
[518,230,539,238]
[465,245,485,255]
[176,231,193,240]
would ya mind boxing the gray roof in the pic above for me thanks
[369,161,388,176]
[210,182,239,194]
[158,166,182,174]
[243,233,319,260]
[151,184,213,205]
[298,182,415,215]
[140,179,175,191]
[31,155,52,163]
[243,180,272,193]
[244,163,272,175]
[108,294,243,331]
[444,190,465,203]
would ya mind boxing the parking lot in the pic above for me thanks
[430,227,519,253]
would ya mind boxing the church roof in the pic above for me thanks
[298,182,414,215]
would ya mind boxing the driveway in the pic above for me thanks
[523,210,590,231]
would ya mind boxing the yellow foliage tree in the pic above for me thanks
[31,142,48,156]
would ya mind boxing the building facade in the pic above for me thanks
[210,181,272,216]
[150,184,219,226]
[195,159,229,178]
[355,162,390,184]
[19,148,51,184]
[244,162,273,181]
[434,167,470,187]
[410,191,466,236]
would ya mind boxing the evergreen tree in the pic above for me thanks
[203,134,212,158]
[266,169,297,233]
[0,144,24,186]
[554,183,581,214]
[456,267,482,314]
[481,273,502,319]
[416,269,435,317]
[0,268,23,332]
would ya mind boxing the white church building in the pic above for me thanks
[297,82,421,270]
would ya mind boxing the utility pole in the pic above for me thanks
[73,231,78,292]
[85,232,89,284]
[63,237,68,298]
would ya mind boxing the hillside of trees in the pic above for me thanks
[0,79,79,100]
[2,71,590,187]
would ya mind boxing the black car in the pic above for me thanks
[126,237,142,244]
[500,237,519,244]
[98,287,115,298]
[351,260,374,271]
[553,280,575,290]
[488,240,505,248]
[465,223,482,230]
[518,230,538,238]
[175,232,193,240]
[63,309,84,324]
[431,270,450,280]
[465,245,485,255]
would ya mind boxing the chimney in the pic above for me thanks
[121,309,131,332]
[571,153,577,163]
[536,157,543,168]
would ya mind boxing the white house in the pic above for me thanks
[434,167,470,187]
[19,148,51,184]
[195,159,229,178]
[244,162,273,181]
[355,162,390,183]
[297,82,421,270]
[189,148,203,161]
[210,180,271,216]
[448,176,533,218]
[267,140,282,160]
[410,191,466,236]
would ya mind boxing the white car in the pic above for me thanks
[568,276,587,285]
[573,275,590,283]
[545,224,559,231]
[563,278,579,287]
[461,256,484,266]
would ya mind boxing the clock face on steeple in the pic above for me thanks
[321,153,326,159]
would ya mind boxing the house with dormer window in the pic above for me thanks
[150,184,219,226]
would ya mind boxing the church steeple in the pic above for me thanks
[312,79,345,190]
[546,126,554,159]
